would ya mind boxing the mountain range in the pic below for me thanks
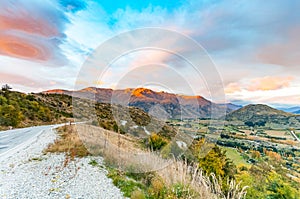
[278,106,300,114]
[1,87,299,129]
[43,87,241,119]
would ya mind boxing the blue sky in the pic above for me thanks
[0,0,300,107]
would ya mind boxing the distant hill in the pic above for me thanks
[43,87,238,119]
[225,104,300,127]
[278,106,300,114]
[294,110,300,114]
[218,103,242,111]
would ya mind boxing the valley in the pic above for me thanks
[1,87,300,198]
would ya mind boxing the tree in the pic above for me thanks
[255,120,266,127]
[0,104,23,127]
[244,121,254,127]
[1,84,12,91]
[251,150,261,159]
[192,139,236,178]
[37,106,52,122]
[266,172,299,199]
[0,96,7,105]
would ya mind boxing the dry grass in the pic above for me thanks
[75,124,248,198]
[75,124,172,173]
[157,160,248,199]
[44,124,90,158]
[46,124,248,198]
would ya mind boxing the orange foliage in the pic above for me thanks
[265,150,281,161]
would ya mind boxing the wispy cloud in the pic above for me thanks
[225,76,294,93]
[247,76,294,91]
[225,82,241,94]
[256,27,300,67]
[0,0,68,64]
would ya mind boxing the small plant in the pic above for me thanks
[131,190,146,199]
[89,159,98,166]
[30,157,43,161]
[107,168,146,197]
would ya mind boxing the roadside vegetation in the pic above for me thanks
[44,113,300,199]
[45,124,248,199]
[44,124,90,158]
[0,84,73,129]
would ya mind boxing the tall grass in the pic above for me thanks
[47,124,248,198]
[157,159,248,199]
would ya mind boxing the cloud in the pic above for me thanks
[1,0,300,108]
[228,87,300,107]
[225,82,241,94]
[247,76,294,91]
[0,72,55,88]
[224,76,295,98]
[59,0,87,13]
[225,76,294,95]
[256,27,300,67]
[0,0,69,64]
[225,76,299,106]
[0,55,77,92]
[174,0,300,66]
[0,31,60,62]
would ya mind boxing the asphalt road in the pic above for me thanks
[0,124,64,159]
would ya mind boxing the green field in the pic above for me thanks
[221,147,250,166]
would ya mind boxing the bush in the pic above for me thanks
[0,104,23,127]
[131,190,146,199]
[148,133,168,151]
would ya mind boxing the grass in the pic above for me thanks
[107,159,248,199]
[107,168,146,198]
[44,124,90,158]
[46,124,248,199]
[221,147,250,167]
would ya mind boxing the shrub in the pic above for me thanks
[148,133,168,150]
[131,190,146,199]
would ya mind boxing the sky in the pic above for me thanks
[0,0,299,107]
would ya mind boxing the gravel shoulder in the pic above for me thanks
[0,127,125,199]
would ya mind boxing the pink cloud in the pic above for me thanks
[0,72,66,90]
[129,50,172,67]
[0,10,59,38]
[0,32,52,61]
[0,0,67,63]
[225,76,294,94]
[0,72,38,87]
[225,82,241,94]
[247,76,294,91]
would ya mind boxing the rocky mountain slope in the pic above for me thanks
[43,87,239,119]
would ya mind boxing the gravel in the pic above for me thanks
[0,127,125,199]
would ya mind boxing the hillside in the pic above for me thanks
[0,90,73,129]
[225,104,300,127]
[43,87,237,119]
[0,89,175,138]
